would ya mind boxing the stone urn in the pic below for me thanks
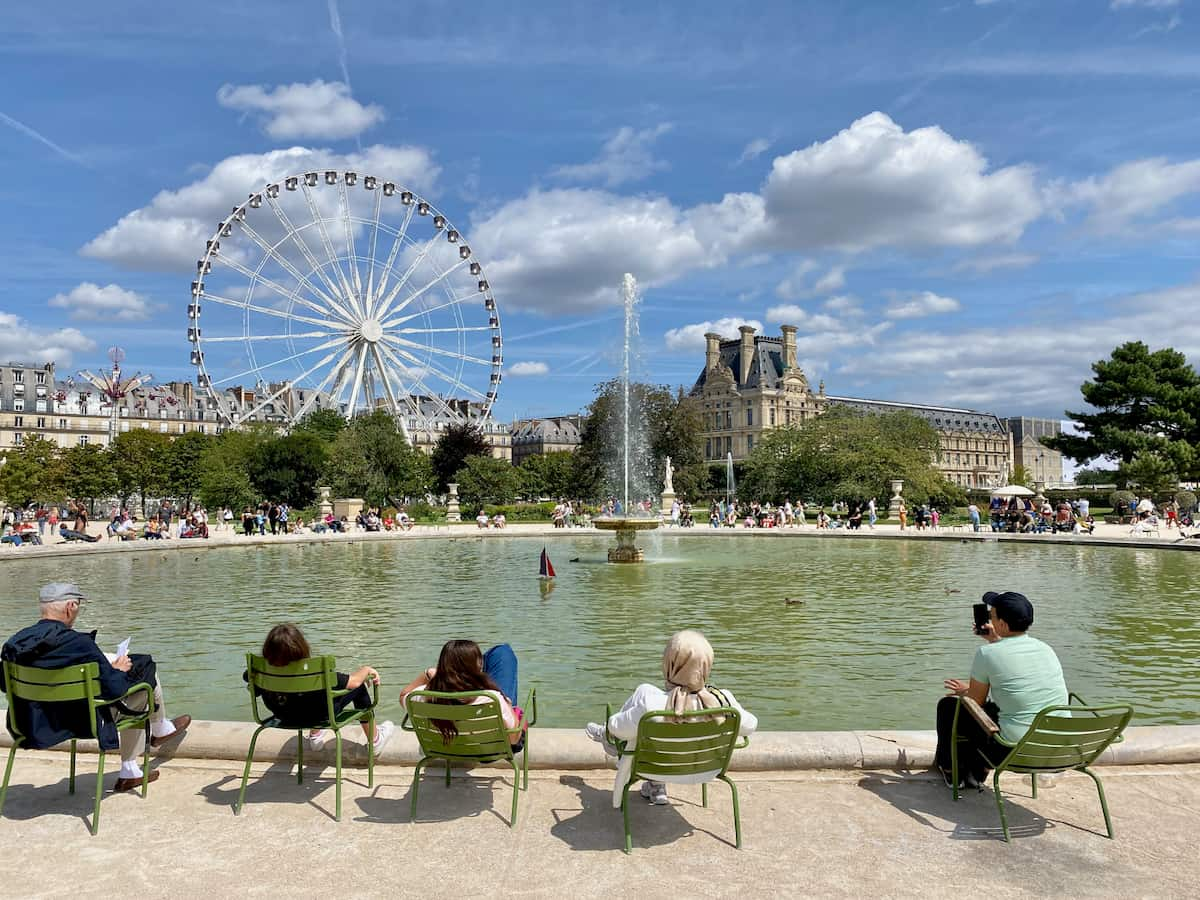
[446,483,462,523]
[888,479,904,520]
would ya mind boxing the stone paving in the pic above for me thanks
[1,752,1196,898]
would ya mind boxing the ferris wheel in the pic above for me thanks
[188,170,502,437]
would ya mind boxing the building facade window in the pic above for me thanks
[705,438,712,458]
[58,418,67,429]
[747,434,754,452]
[35,371,45,384]
[13,416,23,428]
[13,370,24,382]
[35,417,45,428]
[13,398,23,412]
[747,408,753,427]
[78,435,89,446]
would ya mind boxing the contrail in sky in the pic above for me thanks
[0,110,85,165]
[327,0,353,89]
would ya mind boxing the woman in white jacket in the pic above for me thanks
[586,630,757,807]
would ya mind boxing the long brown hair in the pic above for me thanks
[427,640,501,742]
[262,623,311,667]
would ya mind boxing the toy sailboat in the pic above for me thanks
[539,546,556,579]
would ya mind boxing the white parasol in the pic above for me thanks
[990,485,1035,498]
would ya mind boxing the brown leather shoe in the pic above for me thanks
[150,715,192,748]
[113,769,160,792]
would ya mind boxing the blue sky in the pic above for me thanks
[2,0,1198,423]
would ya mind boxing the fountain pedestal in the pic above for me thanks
[660,490,676,521]
[594,517,660,564]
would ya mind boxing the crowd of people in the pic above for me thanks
[702,497,880,531]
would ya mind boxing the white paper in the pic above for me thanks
[116,637,131,659]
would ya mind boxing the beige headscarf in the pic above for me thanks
[662,630,725,721]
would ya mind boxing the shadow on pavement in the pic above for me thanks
[355,768,514,827]
[198,755,373,822]
[857,772,1050,841]
[550,774,729,852]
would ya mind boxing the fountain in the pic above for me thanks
[594,273,660,562]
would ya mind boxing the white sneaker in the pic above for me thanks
[584,722,606,742]
[307,729,327,751]
[640,780,669,805]
[372,720,395,754]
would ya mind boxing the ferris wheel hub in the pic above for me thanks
[359,318,383,343]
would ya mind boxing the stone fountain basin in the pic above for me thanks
[593,517,661,531]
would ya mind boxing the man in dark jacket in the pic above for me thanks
[1,583,191,792]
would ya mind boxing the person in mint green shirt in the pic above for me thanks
[935,591,1068,787]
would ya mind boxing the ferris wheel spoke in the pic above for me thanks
[394,326,491,334]
[363,189,384,315]
[214,255,353,327]
[233,345,347,422]
[370,229,441,320]
[345,342,371,416]
[338,182,364,313]
[201,291,342,330]
[385,290,481,327]
[293,348,355,422]
[372,203,417,310]
[378,257,469,324]
[265,195,348,309]
[300,183,356,308]
[380,338,488,402]
[210,335,347,388]
[384,333,492,367]
[369,345,413,441]
[201,331,340,343]
[375,342,465,421]
[236,218,353,323]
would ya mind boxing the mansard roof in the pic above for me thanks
[824,395,1008,434]
[691,336,789,394]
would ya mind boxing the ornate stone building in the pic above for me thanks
[1004,416,1064,485]
[690,326,1013,488]
[510,415,583,467]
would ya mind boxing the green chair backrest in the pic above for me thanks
[244,654,340,727]
[2,660,104,743]
[1002,704,1133,772]
[405,690,514,761]
[631,707,742,780]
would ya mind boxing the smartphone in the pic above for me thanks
[972,603,990,635]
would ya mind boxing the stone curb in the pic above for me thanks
[2,721,1197,770]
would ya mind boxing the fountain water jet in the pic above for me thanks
[594,273,660,562]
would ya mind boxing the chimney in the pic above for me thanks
[738,325,756,385]
[780,325,797,370]
[704,332,721,370]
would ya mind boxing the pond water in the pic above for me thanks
[1,534,1197,731]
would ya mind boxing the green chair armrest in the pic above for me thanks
[603,703,628,756]
[521,687,537,729]
[331,677,380,709]
[733,735,750,750]
[95,681,156,717]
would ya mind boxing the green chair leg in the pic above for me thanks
[509,760,519,827]
[0,742,18,816]
[993,770,1011,842]
[702,781,709,808]
[141,721,151,799]
[521,740,529,790]
[410,758,426,821]
[1031,773,1038,799]
[621,782,634,854]
[296,730,304,784]
[367,715,375,790]
[91,750,106,836]
[1081,766,1115,838]
[334,730,343,822]
[720,774,742,849]
[69,740,77,795]
[235,725,266,814]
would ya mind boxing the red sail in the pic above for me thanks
[539,546,556,578]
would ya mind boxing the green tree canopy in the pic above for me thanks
[740,407,964,508]
[59,444,117,510]
[250,431,328,507]
[109,429,172,514]
[454,454,523,512]
[163,430,214,508]
[196,427,271,513]
[518,451,577,499]
[431,422,490,492]
[0,436,60,507]
[1044,341,1200,477]
[1117,450,1178,497]
[1073,467,1118,486]
[293,407,346,444]
[323,410,432,507]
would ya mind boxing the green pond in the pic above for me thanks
[1,535,1197,731]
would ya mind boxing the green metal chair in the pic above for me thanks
[1,660,155,835]
[235,653,379,821]
[401,687,536,827]
[950,693,1133,841]
[604,705,747,853]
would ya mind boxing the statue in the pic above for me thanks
[664,456,674,494]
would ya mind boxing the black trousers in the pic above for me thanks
[935,696,1011,781]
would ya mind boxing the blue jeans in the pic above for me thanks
[483,643,518,703]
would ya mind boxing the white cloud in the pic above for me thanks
[951,253,1038,274]
[774,259,818,299]
[885,291,961,319]
[663,317,763,352]
[1049,157,1200,233]
[735,137,771,166]
[813,265,847,293]
[47,282,154,322]
[1111,0,1179,8]
[765,304,843,331]
[823,294,863,315]
[81,144,440,271]
[762,112,1042,252]
[507,361,549,376]
[0,312,95,368]
[552,124,673,187]
[217,80,384,140]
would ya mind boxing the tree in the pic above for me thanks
[109,429,172,514]
[0,436,58,507]
[59,444,117,512]
[1117,450,1178,498]
[1073,467,1118,486]
[518,451,577,499]
[1009,464,1033,489]
[430,422,490,492]
[323,410,432,507]
[1044,341,1200,477]
[195,426,272,513]
[454,455,523,512]
[163,430,214,509]
[293,407,346,444]
[250,432,328,507]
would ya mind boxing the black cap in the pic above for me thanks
[982,591,1034,631]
